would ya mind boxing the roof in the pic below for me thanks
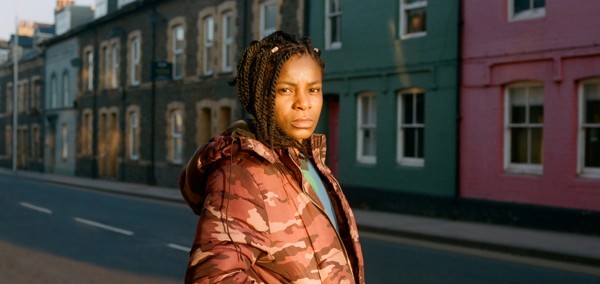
[36,24,56,35]
[9,35,33,48]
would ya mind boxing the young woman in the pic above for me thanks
[179,31,365,284]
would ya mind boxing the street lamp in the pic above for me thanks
[12,14,19,172]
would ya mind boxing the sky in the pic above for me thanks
[0,0,95,41]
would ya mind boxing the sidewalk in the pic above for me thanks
[2,168,600,271]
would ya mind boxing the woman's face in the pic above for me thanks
[274,54,323,142]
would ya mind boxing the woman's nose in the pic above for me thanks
[294,92,312,110]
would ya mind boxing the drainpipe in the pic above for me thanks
[455,0,464,199]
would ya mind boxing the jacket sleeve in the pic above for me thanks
[185,160,271,284]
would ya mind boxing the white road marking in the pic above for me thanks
[19,202,53,214]
[167,243,190,252]
[74,217,134,236]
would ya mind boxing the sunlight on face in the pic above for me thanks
[274,54,323,142]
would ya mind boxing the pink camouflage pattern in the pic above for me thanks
[179,122,365,283]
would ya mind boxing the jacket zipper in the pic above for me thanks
[288,149,356,281]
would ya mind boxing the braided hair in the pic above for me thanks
[234,31,324,149]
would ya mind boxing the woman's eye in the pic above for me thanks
[278,88,292,94]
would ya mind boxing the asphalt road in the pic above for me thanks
[1,174,599,283]
[0,174,197,283]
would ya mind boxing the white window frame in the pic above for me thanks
[171,110,183,164]
[203,16,214,75]
[397,88,425,167]
[221,10,234,73]
[509,0,546,22]
[172,25,185,80]
[400,0,427,39]
[504,82,544,174]
[357,92,377,164]
[325,0,342,49]
[130,36,141,86]
[111,42,119,89]
[259,0,277,39]
[128,111,140,160]
[578,78,600,177]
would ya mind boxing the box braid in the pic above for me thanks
[234,31,324,149]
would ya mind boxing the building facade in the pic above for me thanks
[0,33,46,172]
[308,0,460,209]
[69,0,305,188]
[44,38,80,175]
[461,0,600,211]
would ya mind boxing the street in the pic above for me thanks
[0,174,197,283]
[1,174,599,283]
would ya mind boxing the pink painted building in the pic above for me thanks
[460,0,600,211]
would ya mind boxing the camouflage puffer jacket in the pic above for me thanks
[179,121,365,284]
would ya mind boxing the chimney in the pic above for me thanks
[56,0,75,11]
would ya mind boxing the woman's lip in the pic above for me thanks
[290,119,314,128]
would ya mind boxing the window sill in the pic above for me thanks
[397,158,424,167]
[401,32,426,40]
[579,169,600,179]
[357,156,377,165]
[325,42,342,51]
[509,9,546,22]
[505,164,543,175]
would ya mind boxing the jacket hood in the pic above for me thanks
[178,120,280,215]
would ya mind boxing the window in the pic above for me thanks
[111,42,119,88]
[400,0,427,39]
[61,123,68,160]
[172,25,185,80]
[509,0,545,21]
[32,125,39,159]
[127,110,140,160]
[85,48,94,91]
[170,110,184,163]
[357,93,377,164]
[129,33,141,86]
[203,16,214,75]
[260,0,277,39]
[31,77,41,110]
[397,89,425,166]
[81,110,93,156]
[198,107,212,145]
[505,83,544,174]
[5,126,11,155]
[102,45,110,89]
[51,74,58,108]
[221,11,234,72]
[6,83,12,113]
[579,79,600,176]
[325,0,342,49]
[17,82,24,112]
[62,71,70,107]
[218,106,232,134]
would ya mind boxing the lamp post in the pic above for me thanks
[12,12,18,172]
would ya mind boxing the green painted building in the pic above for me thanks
[307,0,460,209]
